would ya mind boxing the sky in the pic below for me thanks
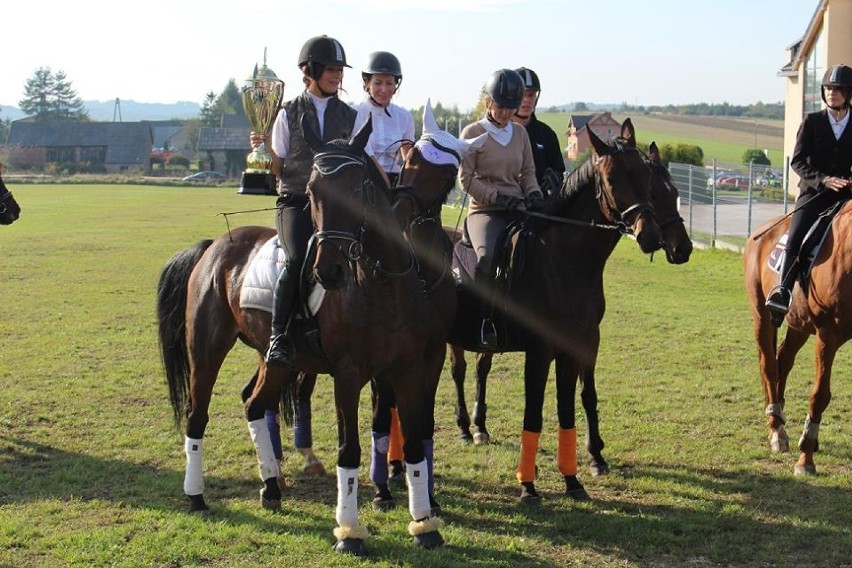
[1,0,819,114]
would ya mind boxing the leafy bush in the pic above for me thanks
[743,148,770,166]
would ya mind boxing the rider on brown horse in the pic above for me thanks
[765,63,852,325]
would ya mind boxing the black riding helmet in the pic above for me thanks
[298,35,350,80]
[485,69,525,109]
[515,67,541,92]
[362,51,402,81]
[820,64,852,106]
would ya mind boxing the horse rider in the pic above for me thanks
[511,67,566,196]
[765,63,852,324]
[459,68,543,349]
[250,35,357,366]
[352,51,415,187]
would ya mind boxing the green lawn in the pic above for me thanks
[1,184,850,567]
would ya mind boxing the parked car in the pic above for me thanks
[182,171,226,182]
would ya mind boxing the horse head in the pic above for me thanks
[395,99,487,224]
[303,114,377,289]
[588,119,663,254]
[0,170,21,225]
[646,141,693,264]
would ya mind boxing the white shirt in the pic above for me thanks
[478,117,514,147]
[270,91,332,159]
[828,109,850,140]
[352,98,415,174]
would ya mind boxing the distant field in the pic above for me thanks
[536,111,785,168]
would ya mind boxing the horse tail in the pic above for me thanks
[157,239,214,428]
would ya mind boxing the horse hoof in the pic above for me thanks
[260,489,281,511]
[473,432,490,445]
[460,432,473,445]
[186,494,209,514]
[567,487,592,501]
[303,460,327,476]
[371,495,396,511]
[389,461,405,485]
[769,428,790,453]
[520,482,541,505]
[794,464,816,476]
[333,538,367,556]
[413,530,445,549]
[589,460,610,477]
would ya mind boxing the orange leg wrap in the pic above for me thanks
[516,430,541,483]
[557,427,577,477]
[388,407,404,462]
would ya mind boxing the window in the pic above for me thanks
[803,28,825,115]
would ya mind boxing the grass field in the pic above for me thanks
[536,111,784,168]
[2,184,851,567]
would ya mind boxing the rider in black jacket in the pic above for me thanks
[765,64,852,325]
[512,67,566,196]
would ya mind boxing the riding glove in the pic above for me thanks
[540,168,563,195]
[493,194,524,211]
[526,191,545,212]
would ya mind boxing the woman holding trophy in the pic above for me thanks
[249,34,356,478]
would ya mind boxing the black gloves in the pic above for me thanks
[493,194,524,210]
[540,168,563,195]
[526,191,544,212]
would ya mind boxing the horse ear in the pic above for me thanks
[301,114,323,152]
[648,141,661,162]
[350,114,373,152]
[587,127,609,157]
[620,118,635,146]
[423,98,439,135]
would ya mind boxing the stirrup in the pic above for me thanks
[765,286,790,328]
[265,335,294,366]
[478,319,498,350]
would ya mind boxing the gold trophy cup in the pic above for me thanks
[239,49,284,195]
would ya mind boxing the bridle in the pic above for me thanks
[645,158,685,231]
[309,148,415,281]
[593,139,656,235]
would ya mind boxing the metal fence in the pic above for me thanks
[668,158,792,251]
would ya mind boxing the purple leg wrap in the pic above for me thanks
[370,431,390,484]
[265,410,282,460]
[293,398,312,449]
[423,439,434,496]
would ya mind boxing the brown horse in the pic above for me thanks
[158,117,444,556]
[447,119,664,503]
[0,165,21,225]
[449,138,693,467]
[744,199,852,475]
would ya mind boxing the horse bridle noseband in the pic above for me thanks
[0,185,13,215]
[310,149,416,281]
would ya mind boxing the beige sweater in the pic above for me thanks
[459,121,540,213]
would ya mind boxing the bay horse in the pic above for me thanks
[449,137,693,481]
[744,199,852,475]
[157,116,443,556]
[0,165,21,225]
[447,119,664,503]
[366,102,487,512]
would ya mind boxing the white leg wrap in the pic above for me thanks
[247,419,280,481]
[335,466,360,529]
[184,437,204,496]
[764,403,786,424]
[405,459,431,521]
[802,415,820,440]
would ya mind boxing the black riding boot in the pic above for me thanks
[765,252,798,327]
[266,264,298,366]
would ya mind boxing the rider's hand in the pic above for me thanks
[526,191,544,212]
[541,168,563,194]
[493,193,524,211]
[249,131,266,150]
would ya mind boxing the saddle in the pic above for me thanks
[767,199,848,289]
[240,236,328,361]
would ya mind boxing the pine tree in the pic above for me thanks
[200,92,219,127]
[18,67,89,122]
